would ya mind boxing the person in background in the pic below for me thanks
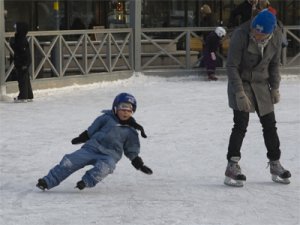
[201,27,226,81]
[199,4,217,40]
[36,93,152,191]
[10,22,33,103]
[224,9,291,187]
[70,17,86,30]
[228,0,258,27]
[199,4,215,27]
[258,0,271,10]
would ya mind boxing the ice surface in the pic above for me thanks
[1,73,299,225]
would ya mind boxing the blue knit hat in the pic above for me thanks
[251,9,277,34]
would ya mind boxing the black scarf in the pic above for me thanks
[119,117,147,138]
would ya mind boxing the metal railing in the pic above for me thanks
[4,26,300,83]
[282,26,300,66]
[140,26,300,70]
[4,29,133,82]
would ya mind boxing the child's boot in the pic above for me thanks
[36,178,48,190]
[75,180,86,190]
[208,74,218,81]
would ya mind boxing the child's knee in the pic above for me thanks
[95,160,115,175]
[60,155,74,170]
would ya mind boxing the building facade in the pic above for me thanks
[4,0,300,32]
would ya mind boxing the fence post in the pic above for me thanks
[186,30,191,69]
[130,0,141,72]
[281,27,287,66]
[0,0,6,100]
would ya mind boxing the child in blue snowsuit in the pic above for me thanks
[36,93,152,191]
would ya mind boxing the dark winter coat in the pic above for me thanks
[204,31,221,54]
[202,31,222,71]
[226,21,282,116]
[11,22,31,68]
[199,14,217,40]
[82,110,140,162]
[229,0,254,27]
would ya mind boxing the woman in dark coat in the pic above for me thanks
[11,22,33,102]
[224,9,291,187]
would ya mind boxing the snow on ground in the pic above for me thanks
[0,73,299,225]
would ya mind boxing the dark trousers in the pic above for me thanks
[16,67,33,100]
[227,110,281,161]
[202,52,217,76]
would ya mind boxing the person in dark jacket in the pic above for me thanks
[228,0,258,27]
[11,22,33,103]
[201,27,226,81]
[36,93,153,191]
[199,4,217,40]
[224,9,291,187]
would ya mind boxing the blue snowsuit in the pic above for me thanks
[43,110,140,189]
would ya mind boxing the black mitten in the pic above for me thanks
[131,156,153,175]
[71,130,89,144]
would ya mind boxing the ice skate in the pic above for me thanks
[269,160,291,184]
[224,157,246,187]
[75,180,86,190]
[36,178,48,191]
[14,97,27,103]
[208,74,218,81]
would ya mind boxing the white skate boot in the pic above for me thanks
[269,160,291,184]
[224,157,246,187]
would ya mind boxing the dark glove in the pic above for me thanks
[131,156,153,175]
[71,130,89,144]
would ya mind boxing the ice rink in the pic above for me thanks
[1,74,299,225]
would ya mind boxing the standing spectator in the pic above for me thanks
[199,4,217,40]
[199,4,216,27]
[201,27,226,81]
[258,0,271,10]
[70,17,86,30]
[10,22,33,103]
[70,17,86,40]
[228,0,258,27]
[224,9,291,187]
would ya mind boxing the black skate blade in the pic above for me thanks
[280,171,291,179]
[236,174,246,181]
[36,184,46,191]
[272,175,290,184]
[224,176,244,187]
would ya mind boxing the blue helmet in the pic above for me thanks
[112,92,137,114]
